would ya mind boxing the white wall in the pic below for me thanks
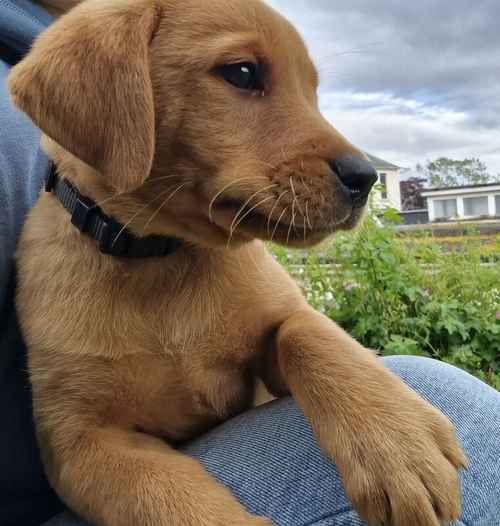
[427,190,500,221]
[372,169,401,210]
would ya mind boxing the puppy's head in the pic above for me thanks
[9,0,377,248]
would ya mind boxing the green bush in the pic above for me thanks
[271,211,500,389]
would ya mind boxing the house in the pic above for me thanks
[421,182,500,222]
[365,153,401,210]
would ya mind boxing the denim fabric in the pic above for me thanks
[43,356,500,526]
[0,3,62,525]
[0,0,51,64]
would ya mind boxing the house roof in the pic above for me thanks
[365,153,400,171]
[422,182,500,196]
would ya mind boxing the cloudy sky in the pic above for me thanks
[267,0,500,176]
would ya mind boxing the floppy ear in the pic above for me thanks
[8,0,159,193]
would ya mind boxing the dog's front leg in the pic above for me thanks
[264,308,467,526]
[40,424,272,526]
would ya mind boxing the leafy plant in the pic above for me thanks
[271,209,500,389]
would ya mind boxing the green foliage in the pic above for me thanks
[271,210,500,389]
[417,157,500,187]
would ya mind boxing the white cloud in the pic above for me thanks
[320,91,500,173]
[266,0,500,176]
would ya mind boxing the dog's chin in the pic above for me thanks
[209,199,367,248]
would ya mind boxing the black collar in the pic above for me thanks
[45,163,183,258]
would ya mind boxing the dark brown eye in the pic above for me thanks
[215,62,263,91]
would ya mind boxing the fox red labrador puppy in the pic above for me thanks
[9,0,466,524]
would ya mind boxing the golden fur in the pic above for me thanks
[9,0,466,525]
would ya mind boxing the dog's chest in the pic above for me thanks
[129,254,287,441]
[133,298,267,442]
[131,336,259,442]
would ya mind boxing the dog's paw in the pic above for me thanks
[317,383,467,526]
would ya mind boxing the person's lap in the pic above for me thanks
[43,356,500,526]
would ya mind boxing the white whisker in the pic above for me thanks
[289,177,305,218]
[271,207,288,244]
[229,184,278,234]
[230,195,276,234]
[111,188,174,249]
[267,190,289,236]
[94,174,182,209]
[287,207,295,245]
[141,183,188,234]
[305,200,313,229]
[208,177,257,222]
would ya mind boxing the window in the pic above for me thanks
[379,173,387,199]
[463,196,488,217]
[495,195,500,216]
[433,198,457,219]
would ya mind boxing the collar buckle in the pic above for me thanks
[71,196,95,232]
[97,220,128,257]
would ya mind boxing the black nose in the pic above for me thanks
[330,154,378,206]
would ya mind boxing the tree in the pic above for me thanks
[400,177,427,210]
[419,157,499,188]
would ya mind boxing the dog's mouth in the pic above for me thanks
[211,197,354,246]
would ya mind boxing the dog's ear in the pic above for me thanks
[8,0,159,193]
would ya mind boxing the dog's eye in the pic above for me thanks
[216,62,263,92]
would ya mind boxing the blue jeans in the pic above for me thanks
[43,356,500,526]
